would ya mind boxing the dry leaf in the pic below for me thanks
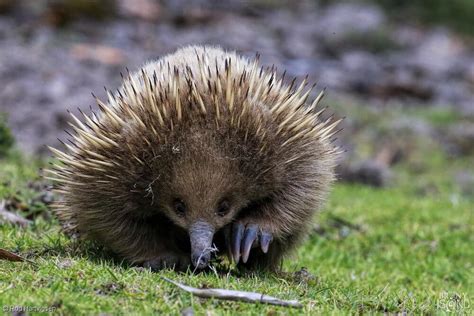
[0,248,26,262]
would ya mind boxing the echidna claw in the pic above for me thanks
[223,225,233,259]
[260,232,273,254]
[231,222,244,264]
[241,224,258,263]
[229,222,273,265]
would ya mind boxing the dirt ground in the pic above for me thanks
[0,0,473,155]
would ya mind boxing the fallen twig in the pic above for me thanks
[161,277,303,308]
[0,200,32,227]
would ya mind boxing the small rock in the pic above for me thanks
[311,224,326,237]
[39,191,55,204]
[293,267,317,285]
[390,117,433,137]
[317,3,385,39]
[411,29,466,76]
[57,258,74,269]
[132,266,146,272]
[181,307,194,316]
[338,160,392,187]
[455,171,474,197]
[95,282,124,295]
[465,62,474,84]
[339,226,351,238]
[445,123,474,155]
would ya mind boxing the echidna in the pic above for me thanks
[47,46,341,271]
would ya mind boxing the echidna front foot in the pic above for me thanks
[226,221,273,265]
[143,252,191,271]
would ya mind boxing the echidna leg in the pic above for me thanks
[115,217,192,271]
[143,237,191,271]
[140,235,191,271]
[142,250,190,271]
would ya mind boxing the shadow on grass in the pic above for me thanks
[22,224,329,288]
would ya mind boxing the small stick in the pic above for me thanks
[161,277,303,308]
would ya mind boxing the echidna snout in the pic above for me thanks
[189,221,215,269]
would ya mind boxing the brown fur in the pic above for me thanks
[47,45,340,271]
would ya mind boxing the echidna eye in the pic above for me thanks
[173,199,186,216]
[216,199,230,217]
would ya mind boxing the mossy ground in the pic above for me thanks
[0,106,473,314]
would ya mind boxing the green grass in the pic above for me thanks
[1,150,472,314]
[1,105,473,314]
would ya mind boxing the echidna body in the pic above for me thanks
[48,46,340,271]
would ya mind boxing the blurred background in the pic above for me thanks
[0,0,473,193]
